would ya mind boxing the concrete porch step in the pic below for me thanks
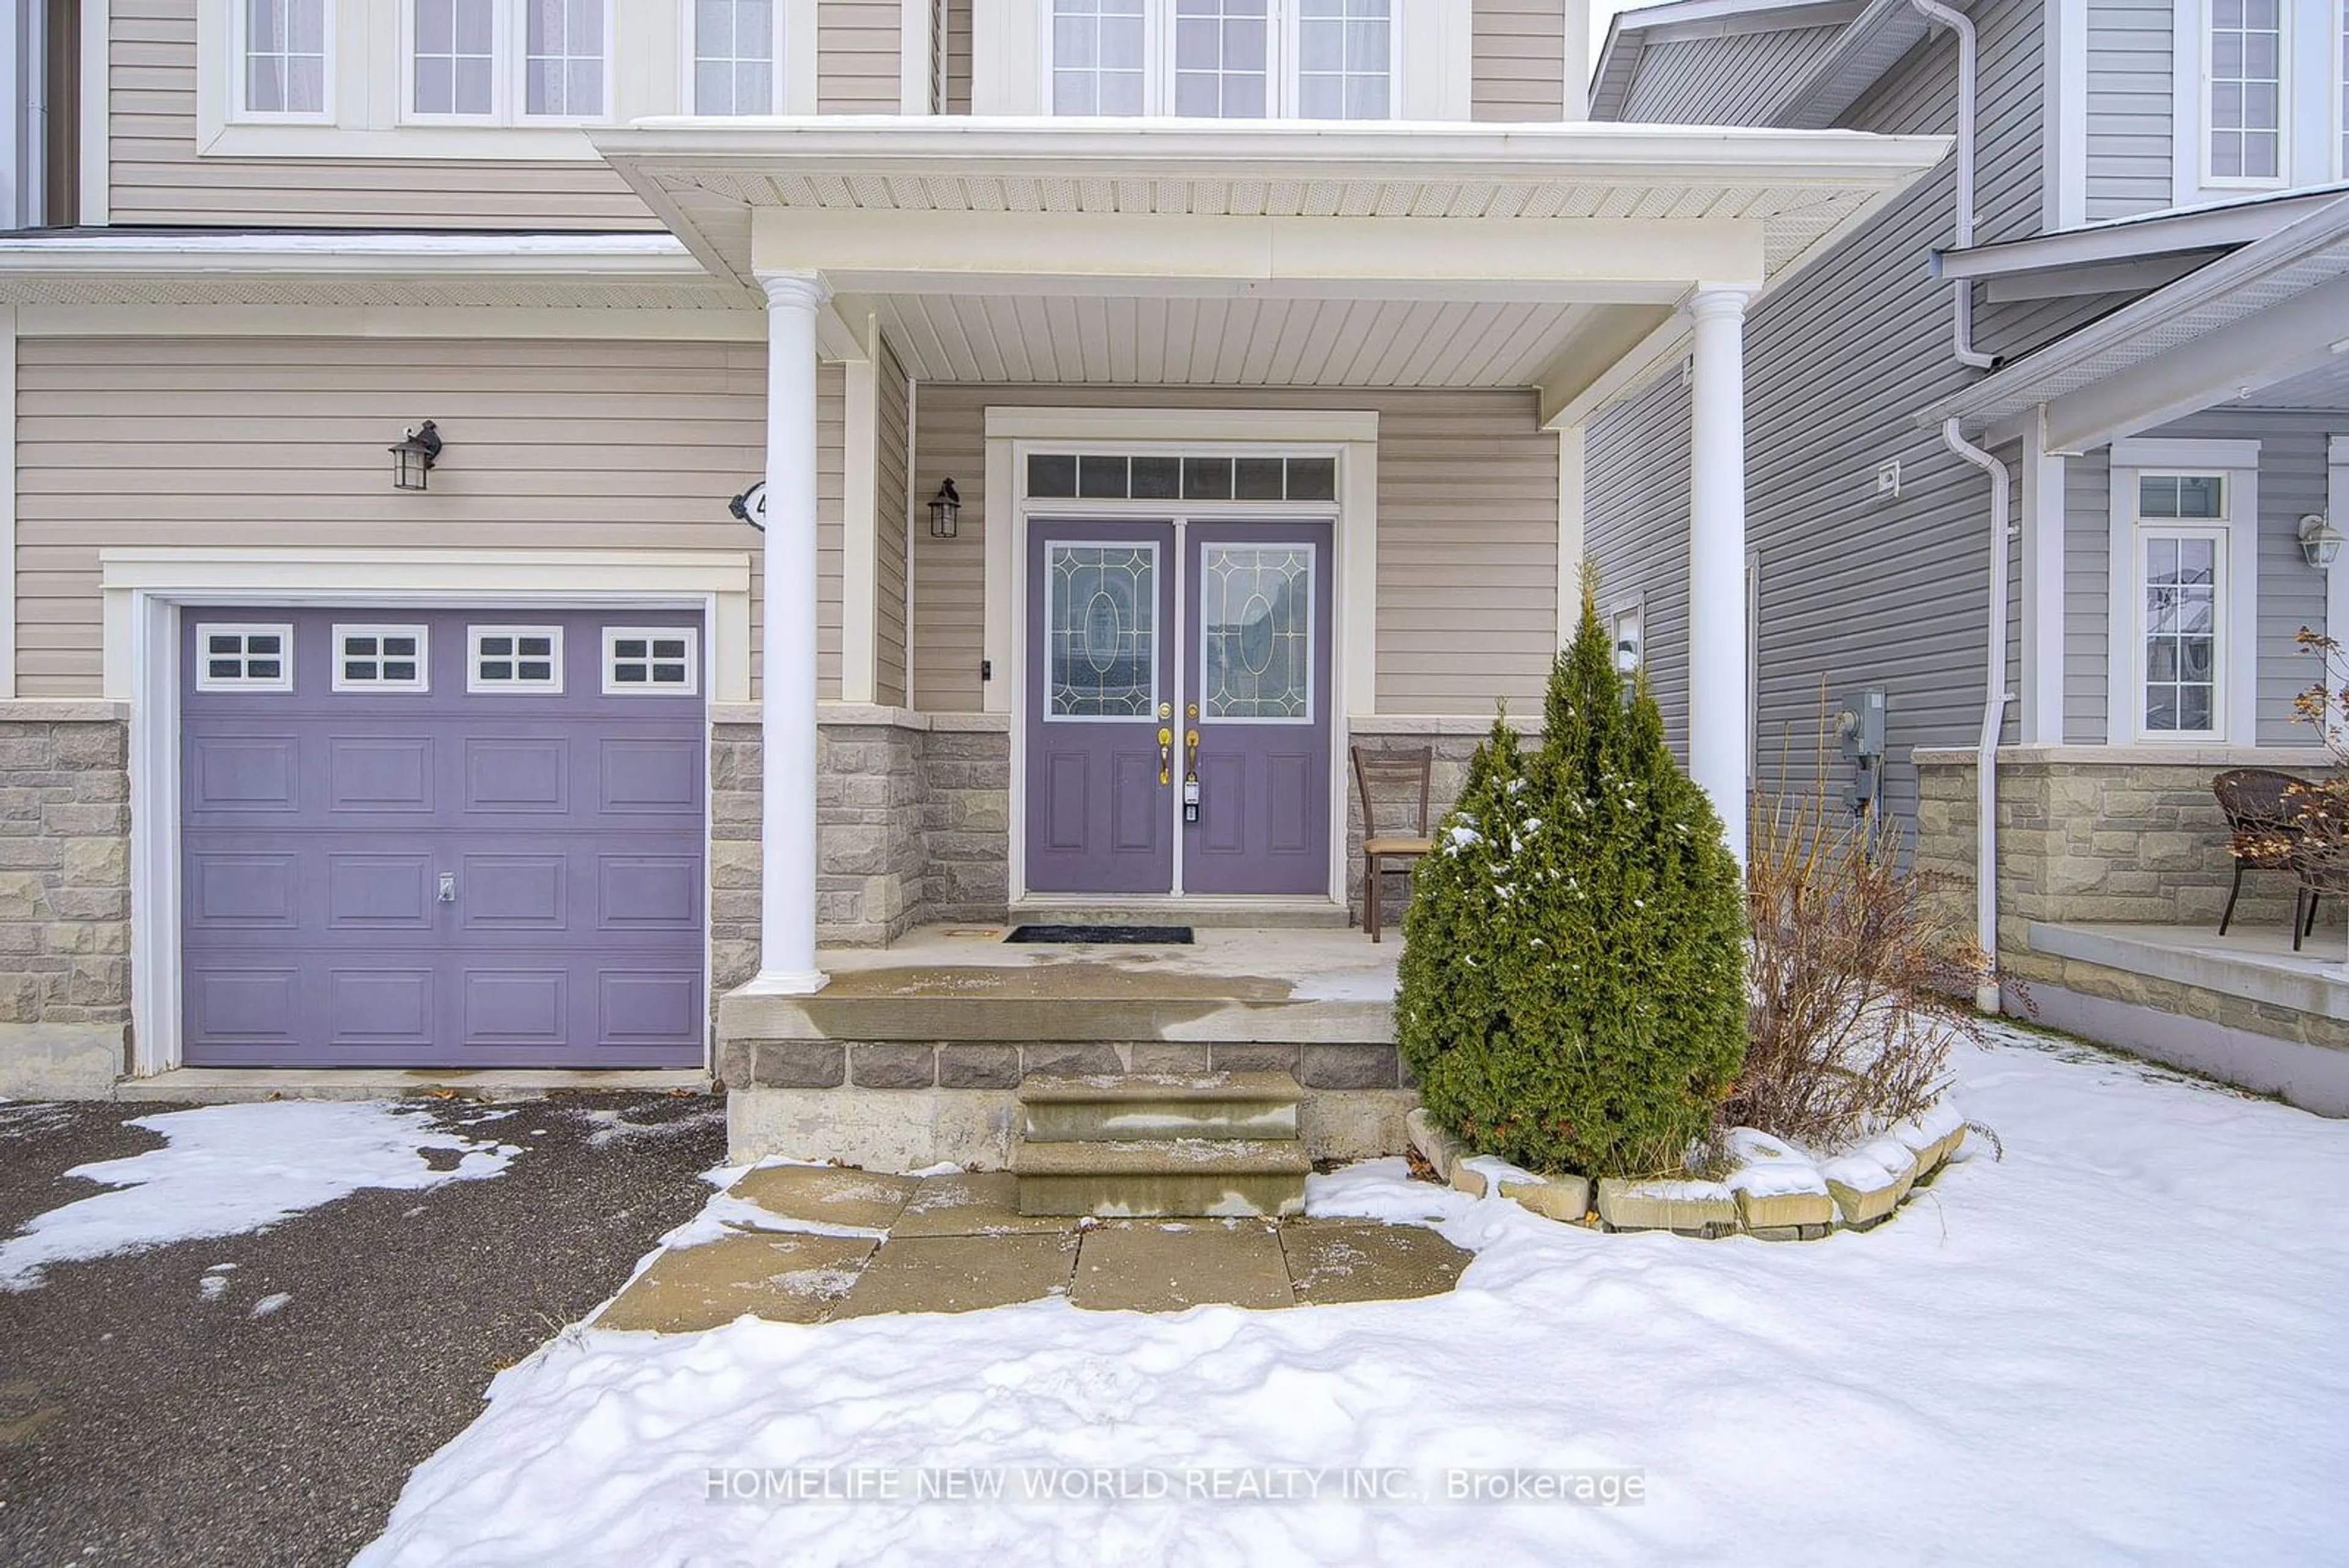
[1017,1070,1303,1142]
[1011,1136,1312,1218]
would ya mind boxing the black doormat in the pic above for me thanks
[1005,924,1196,945]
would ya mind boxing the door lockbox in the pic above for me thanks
[1183,779,1201,824]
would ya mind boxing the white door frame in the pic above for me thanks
[983,409,1378,907]
[101,548,753,1076]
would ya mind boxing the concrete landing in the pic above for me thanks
[592,1164,1471,1331]
[116,1067,714,1104]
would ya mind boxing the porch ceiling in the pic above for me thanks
[592,120,1948,412]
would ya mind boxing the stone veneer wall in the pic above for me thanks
[1344,724,1535,927]
[1914,749,2347,1052]
[710,710,1010,973]
[0,705,132,1096]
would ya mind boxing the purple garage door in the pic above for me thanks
[180,607,707,1068]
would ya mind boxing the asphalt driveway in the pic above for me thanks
[0,1091,727,1567]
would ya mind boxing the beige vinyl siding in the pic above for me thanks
[107,0,655,229]
[910,384,1558,715]
[818,0,905,112]
[1471,0,1565,122]
[12,336,795,695]
[875,338,913,705]
[943,0,972,113]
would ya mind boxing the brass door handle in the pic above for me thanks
[1158,727,1173,786]
[1185,728,1200,778]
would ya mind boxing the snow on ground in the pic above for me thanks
[354,1026,2349,1567]
[0,1101,521,1290]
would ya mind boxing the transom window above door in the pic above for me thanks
[1026,451,1338,502]
[1049,0,1394,118]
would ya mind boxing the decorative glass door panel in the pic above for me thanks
[1026,523,1177,893]
[1182,522,1332,895]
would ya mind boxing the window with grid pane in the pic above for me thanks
[243,0,328,115]
[692,0,776,113]
[2208,0,2284,181]
[413,0,497,114]
[470,626,565,692]
[1174,0,1269,116]
[526,0,605,116]
[1297,0,1389,118]
[1053,0,1147,114]
[2136,470,2227,738]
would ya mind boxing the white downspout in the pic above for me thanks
[1912,0,1997,370]
[1943,418,2011,1014]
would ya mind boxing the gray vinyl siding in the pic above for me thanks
[1470,0,1567,122]
[1587,0,2046,831]
[818,0,905,113]
[910,385,1559,716]
[1586,372,1692,756]
[876,337,913,707]
[2068,411,2347,747]
[2065,447,2112,742]
[2084,0,2175,221]
[1615,26,1847,125]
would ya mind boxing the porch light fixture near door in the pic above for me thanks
[388,421,442,491]
[2300,513,2342,568]
[928,478,962,539]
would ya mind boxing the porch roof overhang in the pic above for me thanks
[589,119,1950,423]
[1917,191,2349,453]
[0,230,754,313]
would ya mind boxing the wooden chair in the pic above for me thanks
[1351,745,1434,943]
[2212,768,2306,936]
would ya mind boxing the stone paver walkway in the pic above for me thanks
[595,1165,1470,1332]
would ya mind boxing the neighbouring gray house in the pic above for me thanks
[1589,0,2349,1113]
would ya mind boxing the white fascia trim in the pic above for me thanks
[984,407,1379,444]
[2110,437,2263,469]
[0,231,698,268]
[80,0,109,225]
[15,305,763,340]
[98,548,755,704]
[595,118,1955,182]
[1935,188,2349,281]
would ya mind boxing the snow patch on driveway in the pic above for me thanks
[0,1102,520,1291]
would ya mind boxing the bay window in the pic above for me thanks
[1049,0,1393,118]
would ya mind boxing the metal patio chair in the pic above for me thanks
[1351,745,1434,943]
[2212,768,2307,937]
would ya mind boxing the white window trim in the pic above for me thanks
[1041,0,1399,118]
[232,0,336,124]
[1608,593,1644,674]
[2171,0,2342,202]
[193,622,297,693]
[467,623,568,693]
[331,622,431,693]
[602,625,702,695]
[677,0,790,115]
[2105,441,2260,746]
[978,0,1465,117]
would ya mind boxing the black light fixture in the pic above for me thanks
[388,420,443,491]
[928,477,962,540]
[729,480,767,531]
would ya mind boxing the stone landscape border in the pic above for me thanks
[1404,1108,1969,1241]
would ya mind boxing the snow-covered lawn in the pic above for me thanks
[355,1026,2349,1566]
[0,1101,521,1290]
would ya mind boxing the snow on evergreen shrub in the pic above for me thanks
[1395,571,1748,1178]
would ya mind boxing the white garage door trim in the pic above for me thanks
[102,547,754,1078]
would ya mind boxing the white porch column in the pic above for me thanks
[756,271,831,994]
[1687,287,1751,864]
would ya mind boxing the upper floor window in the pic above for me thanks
[240,0,330,117]
[406,0,610,122]
[2206,0,2284,182]
[691,0,781,113]
[2339,0,2348,175]
[1049,0,1392,118]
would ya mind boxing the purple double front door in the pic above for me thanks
[1026,519,1333,897]
[179,606,707,1068]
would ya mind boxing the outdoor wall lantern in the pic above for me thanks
[928,478,962,540]
[729,480,766,530]
[388,421,443,491]
[2299,513,2342,569]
